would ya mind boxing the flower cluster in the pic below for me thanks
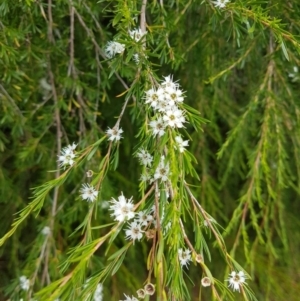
[213,0,230,8]
[58,142,77,168]
[124,201,174,242]
[109,193,135,222]
[124,209,154,242]
[227,271,246,292]
[19,276,30,291]
[146,75,187,134]
[178,248,192,267]
[105,41,125,58]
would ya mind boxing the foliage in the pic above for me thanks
[1,0,300,301]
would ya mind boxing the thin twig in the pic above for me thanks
[0,83,24,118]
[73,7,132,93]
[140,0,147,33]
[184,182,228,257]
[67,1,86,135]
[179,218,196,254]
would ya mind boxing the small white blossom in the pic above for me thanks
[175,136,189,153]
[19,276,30,291]
[41,226,51,236]
[129,28,147,42]
[137,149,153,166]
[149,117,166,137]
[110,193,135,222]
[39,78,52,91]
[120,294,138,301]
[178,248,192,267]
[157,99,175,113]
[106,127,123,141]
[163,107,186,128]
[213,0,230,8]
[164,86,185,105]
[135,210,153,226]
[105,41,125,58]
[93,283,103,301]
[99,200,110,209]
[125,221,144,241]
[163,221,172,234]
[145,87,164,109]
[203,217,215,227]
[140,172,151,183]
[58,142,77,168]
[133,53,140,64]
[154,157,170,182]
[161,75,179,90]
[227,271,246,292]
[80,183,98,203]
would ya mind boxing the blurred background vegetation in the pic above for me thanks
[1,0,300,300]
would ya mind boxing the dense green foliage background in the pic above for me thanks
[1,0,300,300]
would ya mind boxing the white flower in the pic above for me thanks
[227,271,246,292]
[129,28,147,42]
[135,210,153,226]
[110,193,135,222]
[106,127,123,141]
[140,172,151,183]
[133,53,140,64]
[41,226,51,236]
[125,221,144,241]
[213,0,230,8]
[145,87,164,109]
[19,276,30,291]
[93,283,103,301]
[163,221,172,234]
[120,294,138,301]
[58,142,77,168]
[178,248,192,267]
[105,41,125,58]
[203,217,215,227]
[149,117,166,137]
[99,200,110,209]
[154,157,170,182]
[157,99,174,113]
[137,149,153,166]
[164,86,184,105]
[163,107,186,128]
[175,136,189,153]
[80,183,98,202]
[161,75,179,90]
